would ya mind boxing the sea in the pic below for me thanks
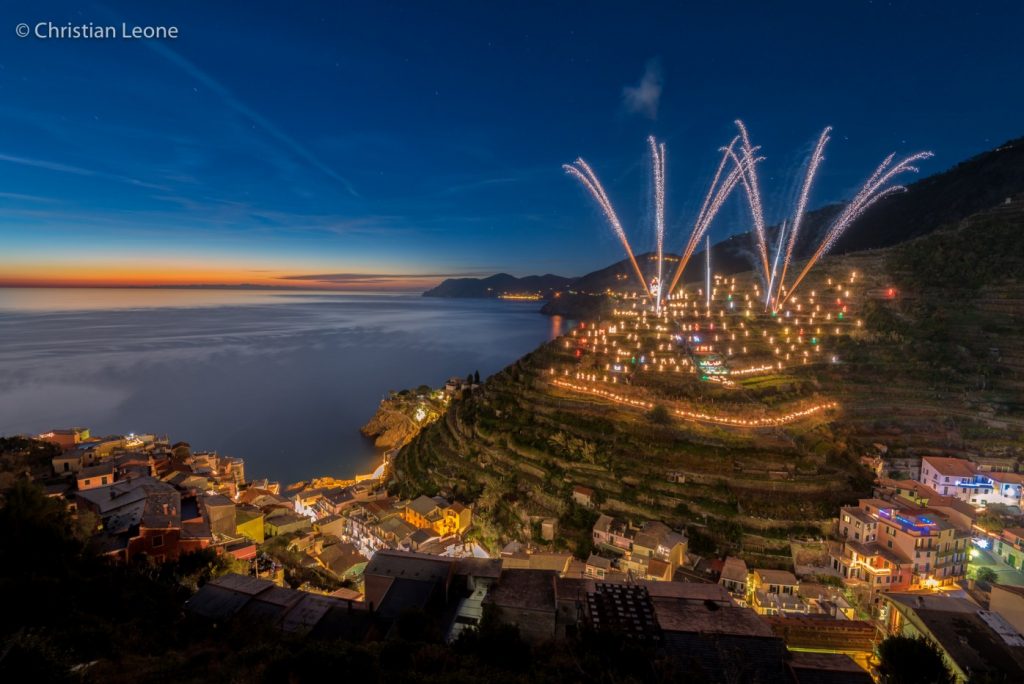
[0,289,569,484]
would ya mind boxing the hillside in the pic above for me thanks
[391,197,1024,563]
[430,137,1024,311]
[423,273,572,298]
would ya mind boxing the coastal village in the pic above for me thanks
[16,392,1024,683]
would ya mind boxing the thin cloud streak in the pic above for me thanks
[142,41,360,197]
[0,153,169,191]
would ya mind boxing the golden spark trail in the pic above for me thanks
[778,127,831,302]
[780,150,933,307]
[665,139,745,296]
[734,120,772,284]
[563,159,651,296]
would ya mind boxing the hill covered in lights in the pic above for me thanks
[391,196,1024,560]
[425,136,1024,316]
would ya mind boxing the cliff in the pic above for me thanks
[361,388,448,450]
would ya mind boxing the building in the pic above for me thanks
[585,583,661,642]
[186,573,369,639]
[994,527,1024,570]
[591,515,687,580]
[400,495,472,537]
[235,504,265,543]
[484,569,559,642]
[316,542,365,579]
[264,510,311,537]
[788,652,872,684]
[748,569,808,616]
[831,498,969,597]
[765,616,876,667]
[38,427,90,450]
[920,456,978,497]
[76,463,116,490]
[571,485,595,508]
[651,582,792,682]
[920,456,1024,509]
[200,494,236,537]
[718,556,749,600]
[362,549,454,611]
[881,592,1024,683]
[990,584,1024,636]
[585,554,612,580]
[540,517,557,541]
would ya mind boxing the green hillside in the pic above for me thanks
[391,198,1024,563]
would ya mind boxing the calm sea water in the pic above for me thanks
[0,289,568,483]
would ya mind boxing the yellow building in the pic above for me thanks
[402,495,472,536]
[235,505,265,544]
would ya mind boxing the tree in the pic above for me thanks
[647,405,671,425]
[975,566,998,584]
[474,370,480,384]
[877,635,954,684]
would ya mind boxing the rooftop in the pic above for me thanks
[654,598,775,637]
[363,549,453,584]
[753,568,799,586]
[922,456,978,478]
[720,556,749,584]
[485,569,557,613]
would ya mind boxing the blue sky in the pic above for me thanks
[0,0,1021,287]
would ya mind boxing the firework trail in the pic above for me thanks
[779,150,933,307]
[563,159,651,296]
[648,136,666,310]
[734,120,772,285]
[778,127,831,302]
[765,219,787,310]
[665,141,747,296]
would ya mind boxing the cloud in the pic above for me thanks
[279,271,487,284]
[141,41,359,197]
[0,153,169,191]
[622,59,663,120]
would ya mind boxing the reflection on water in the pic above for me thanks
[0,287,398,313]
[0,288,569,483]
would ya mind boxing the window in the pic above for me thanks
[101,476,108,485]
[152,535,164,548]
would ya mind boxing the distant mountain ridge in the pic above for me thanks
[422,273,572,298]
[425,136,1024,299]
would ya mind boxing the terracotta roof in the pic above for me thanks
[922,456,977,478]
[753,568,799,586]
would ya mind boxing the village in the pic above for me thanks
[20,412,1024,682]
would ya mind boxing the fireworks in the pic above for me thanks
[778,127,831,303]
[563,158,651,296]
[665,138,745,296]
[649,136,667,311]
[565,123,931,315]
[778,150,933,307]
[765,219,787,310]
[733,120,771,284]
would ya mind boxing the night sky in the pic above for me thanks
[1,1,1021,289]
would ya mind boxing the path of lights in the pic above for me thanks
[551,379,837,428]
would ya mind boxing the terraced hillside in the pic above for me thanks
[391,199,1024,563]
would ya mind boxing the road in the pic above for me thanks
[970,547,1024,586]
